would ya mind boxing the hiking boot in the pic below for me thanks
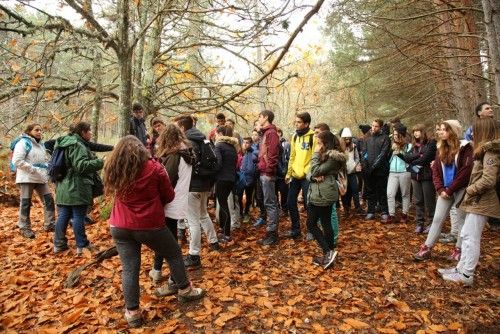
[438,267,457,275]
[54,244,69,253]
[414,244,431,261]
[43,222,55,232]
[448,247,461,261]
[442,271,473,286]
[177,285,205,303]
[305,232,315,241]
[253,218,266,228]
[380,214,389,223]
[210,242,221,251]
[323,250,338,270]
[20,228,35,239]
[284,230,301,240]
[156,278,179,297]
[124,309,143,328]
[439,233,457,244]
[312,256,323,266]
[184,254,201,269]
[243,214,251,223]
[415,225,424,233]
[365,213,375,221]
[76,244,96,257]
[258,232,278,246]
[218,234,232,243]
[399,213,408,224]
[149,269,162,284]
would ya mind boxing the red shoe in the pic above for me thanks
[448,247,461,261]
[414,244,431,261]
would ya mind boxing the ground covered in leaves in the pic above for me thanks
[1,181,499,333]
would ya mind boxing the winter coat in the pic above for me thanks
[54,134,104,206]
[459,139,500,219]
[402,139,436,181]
[129,117,148,146]
[241,147,258,186]
[257,124,280,177]
[109,159,175,230]
[286,129,316,179]
[389,144,412,173]
[215,136,238,182]
[307,150,347,206]
[160,147,197,220]
[366,131,390,175]
[431,140,473,197]
[12,134,49,184]
[186,127,213,192]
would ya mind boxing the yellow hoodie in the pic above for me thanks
[286,129,316,179]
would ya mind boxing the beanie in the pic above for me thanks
[443,119,462,138]
[341,127,353,138]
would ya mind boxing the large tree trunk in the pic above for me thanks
[118,0,132,137]
[91,51,102,142]
[482,0,500,104]
[141,15,162,116]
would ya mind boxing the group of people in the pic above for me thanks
[9,101,498,327]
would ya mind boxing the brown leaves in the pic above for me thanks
[343,318,371,329]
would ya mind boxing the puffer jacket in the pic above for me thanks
[215,136,238,182]
[403,139,436,181]
[307,150,347,206]
[12,134,48,184]
[459,139,500,219]
[54,134,104,205]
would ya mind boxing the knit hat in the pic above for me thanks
[443,119,462,138]
[394,123,407,137]
[341,127,353,138]
[359,124,371,135]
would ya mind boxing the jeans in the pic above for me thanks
[287,178,309,233]
[187,191,218,256]
[153,217,178,271]
[366,172,389,215]
[411,179,436,226]
[216,180,234,236]
[457,213,487,276]
[387,172,411,216]
[54,205,89,248]
[307,204,334,254]
[18,183,55,229]
[341,174,360,211]
[260,175,279,232]
[111,227,189,310]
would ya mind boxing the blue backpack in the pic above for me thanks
[47,148,67,182]
[9,137,32,173]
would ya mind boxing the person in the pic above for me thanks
[251,128,267,227]
[386,123,412,223]
[103,136,204,328]
[129,102,148,146]
[208,113,226,143]
[11,123,55,238]
[214,125,238,242]
[149,123,197,282]
[148,117,166,158]
[402,124,437,233]
[439,118,499,285]
[357,124,372,205]
[339,127,361,216]
[53,122,104,255]
[226,118,242,145]
[464,102,494,141]
[364,119,390,222]
[239,137,258,223]
[256,110,281,245]
[276,128,290,216]
[414,120,473,261]
[285,112,316,239]
[307,131,345,269]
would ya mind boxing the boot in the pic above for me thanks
[43,194,56,231]
[257,231,278,246]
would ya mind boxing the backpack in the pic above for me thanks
[9,137,32,173]
[277,141,289,178]
[194,139,218,178]
[47,148,67,182]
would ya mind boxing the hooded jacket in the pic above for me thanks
[459,139,500,218]
[257,124,280,177]
[12,134,48,184]
[241,146,258,186]
[307,150,347,206]
[109,159,175,230]
[185,127,213,192]
[286,128,316,179]
[215,135,238,182]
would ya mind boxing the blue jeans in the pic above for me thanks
[287,178,309,234]
[341,173,360,211]
[260,175,279,232]
[54,205,89,248]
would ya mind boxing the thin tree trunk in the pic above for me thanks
[132,0,147,103]
[482,0,500,103]
[91,51,102,142]
[118,0,132,137]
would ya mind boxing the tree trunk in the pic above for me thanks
[482,0,500,104]
[91,51,102,142]
[132,0,147,103]
[141,15,162,116]
[118,0,132,137]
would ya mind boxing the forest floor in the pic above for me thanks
[0,176,499,333]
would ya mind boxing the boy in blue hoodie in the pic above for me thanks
[239,137,258,223]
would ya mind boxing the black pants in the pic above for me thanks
[366,172,389,214]
[275,178,289,211]
[216,180,234,236]
[153,217,178,271]
[307,204,334,254]
[241,184,255,215]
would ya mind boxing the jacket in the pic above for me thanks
[431,140,473,197]
[129,117,147,146]
[345,145,360,174]
[54,134,104,205]
[403,140,436,181]
[307,150,347,206]
[12,134,48,184]
[161,147,196,220]
[215,136,238,182]
[109,159,175,230]
[257,124,280,177]
[286,129,315,179]
[459,140,500,218]
[389,144,412,173]
[241,147,258,186]
[186,128,213,192]
[366,131,390,175]
[44,139,113,155]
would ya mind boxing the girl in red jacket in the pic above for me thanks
[414,120,473,261]
[103,136,204,328]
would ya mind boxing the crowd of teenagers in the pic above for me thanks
[9,101,498,327]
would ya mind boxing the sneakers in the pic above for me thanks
[365,213,375,220]
[284,230,301,240]
[312,256,323,266]
[243,214,251,223]
[439,233,457,244]
[423,225,431,233]
[156,278,179,296]
[177,285,205,303]
[253,218,266,228]
[149,269,162,284]
[184,254,201,269]
[414,244,431,261]
[380,214,389,223]
[323,250,338,269]
[218,234,232,243]
[438,267,457,275]
[231,221,241,230]
[415,225,424,233]
[43,222,55,232]
[20,228,35,239]
[54,244,69,253]
[76,244,96,257]
[210,242,221,251]
[399,213,408,224]
[305,232,315,241]
[124,309,143,328]
[448,247,461,261]
[257,232,278,246]
[442,271,473,286]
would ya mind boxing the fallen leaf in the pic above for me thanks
[344,318,370,329]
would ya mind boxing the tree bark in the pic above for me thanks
[482,0,500,104]
[132,0,147,103]
[118,0,132,137]
[91,51,102,142]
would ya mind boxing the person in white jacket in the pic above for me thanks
[12,123,55,238]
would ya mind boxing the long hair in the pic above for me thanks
[71,122,91,138]
[437,122,460,164]
[317,131,343,162]
[157,123,191,157]
[411,124,428,146]
[392,129,407,152]
[472,118,498,160]
[103,136,150,197]
[23,123,41,135]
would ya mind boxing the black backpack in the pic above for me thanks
[48,148,67,182]
[194,139,218,178]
